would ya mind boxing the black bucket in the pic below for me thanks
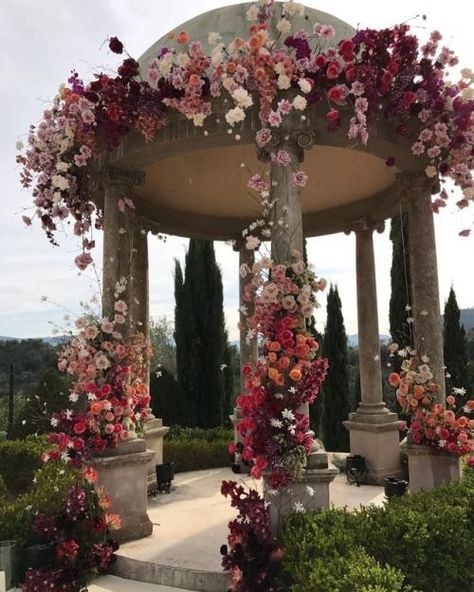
[384,477,408,499]
[346,455,367,486]
[155,461,175,493]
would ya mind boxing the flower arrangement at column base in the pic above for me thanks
[388,345,474,491]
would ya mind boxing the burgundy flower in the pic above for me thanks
[109,36,123,54]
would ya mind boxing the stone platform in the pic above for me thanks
[110,466,385,592]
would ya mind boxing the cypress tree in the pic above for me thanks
[174,259,198,424]
[443,287,468,401]
[174,240,226,428]
[389,213,412,349]
[320,285,350,452]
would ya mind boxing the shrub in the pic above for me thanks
[0,475,7,498]
[0,460,78,545]
[0,436,46,495]
[164,439,231,473]
[166,425,233,442]
[280,472,474,592]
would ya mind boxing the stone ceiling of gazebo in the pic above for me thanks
[102,2,427,239]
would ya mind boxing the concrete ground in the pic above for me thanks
[115,466,385,573]
[90,575,192,591]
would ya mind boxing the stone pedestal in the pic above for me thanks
[92,438,154,542]
[264,452,338,533]
[403,443,461,492]
[143,418,169,492]
[344,418,403,484]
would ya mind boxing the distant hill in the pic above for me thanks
[460,309,474,331]
[0,335,67,346]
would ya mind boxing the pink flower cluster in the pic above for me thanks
[47,303,152,465]
[230,256,328,488]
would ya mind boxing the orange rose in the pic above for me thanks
[409,398,419,408]
[388,372,400,387]
[398,382,409,396]
[446,394,456,406]
[176,31,189,44]
[249,32,264,51]
[278,356,290,370]
[267,341,282,352]
[226,62,237,74]
[413,385,425,400]
[456,416,468,428]
[268,367,279,382]
[268,352,277,363]
[289,368,302,382]
[276,374,285,386]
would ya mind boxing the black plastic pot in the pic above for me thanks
[384,477,408,499]
[20,542,55,582]
[346,454,367,486]
[155,461,175,493]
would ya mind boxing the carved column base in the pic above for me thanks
[264,452,339,534]
[344,419,403,484]
[402,442,461,492]
[143,418,169,492]
[92,439,154,542]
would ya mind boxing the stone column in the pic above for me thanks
[403,176,456,491]
[128,222,170,490]
[129,226,149,339]
[407,180,445,401]
[263,129,338,526]
[102,168,145,338]
[344,219,402,484]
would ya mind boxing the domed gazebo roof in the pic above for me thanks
[104,2,424,240]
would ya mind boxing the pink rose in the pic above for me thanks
[255,128,272,148]
[291,171,308,188]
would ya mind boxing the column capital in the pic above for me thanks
[344,218,385,236]
[103,166,145,189]
[395,172,438,202]
[257,129,316,164]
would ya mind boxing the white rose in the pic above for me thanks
[298,78,312,94]
[277,74,291,90]
[176,52,190,68]
[293,95,307,110]
[232,87,253,109]
[276,18,292,34]
[225,106,246,126]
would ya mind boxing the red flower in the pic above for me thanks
[326,61,342,79]
[73,420,87,435]
[56,539,80,561]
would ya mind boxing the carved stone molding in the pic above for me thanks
[344,218,385,236]
[103,166,146,189]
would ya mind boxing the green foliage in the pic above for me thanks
[0,460,77,545]
[280,472,474,592]
[174,240,226,428]
[319,285,350,451]
[9,369,72,438]
[0,436,45,495]
[166,425,232,442]
[0,474,7,498]
[149,316,177,376]
[150,366,193,426]
[443,287,469,402]
[389,214,412,349]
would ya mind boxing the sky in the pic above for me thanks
[0,0,473,342]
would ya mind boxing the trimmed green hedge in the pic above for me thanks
[163,439,231,473]
[162,426,232,473]
[0,436,45,495]
[280,470,474,592]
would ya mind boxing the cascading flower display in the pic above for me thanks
[17,0,474,268]
[388,347,474,458]
[230,253,328,488]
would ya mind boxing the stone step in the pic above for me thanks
[90,575,196,592]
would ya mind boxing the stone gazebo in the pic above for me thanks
[96,2,448,537]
